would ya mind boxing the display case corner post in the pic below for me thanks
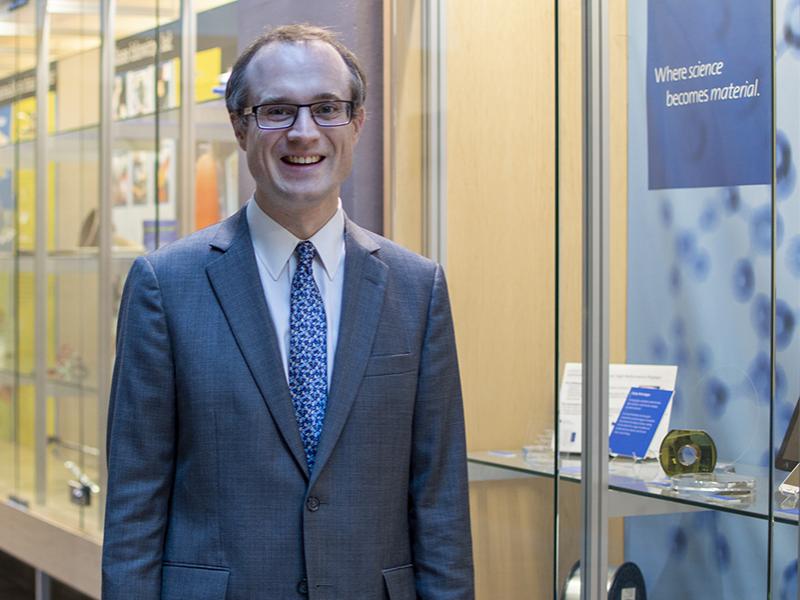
[580,0,610,598]
[34,0,51,506]
[97,0,117,524]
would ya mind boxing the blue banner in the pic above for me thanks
[647,0,771,189]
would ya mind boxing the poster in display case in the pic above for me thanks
[112,139,176,248]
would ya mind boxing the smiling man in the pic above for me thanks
[102,24,474,600]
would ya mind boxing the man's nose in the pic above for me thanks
[287,106,320,140]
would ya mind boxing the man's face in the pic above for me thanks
[233,41,364,215]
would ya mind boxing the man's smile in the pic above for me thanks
[282,154,324,165]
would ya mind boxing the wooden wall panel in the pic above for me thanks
[446,0,557,453]
[384,0,424,254]
[469,478,555,599]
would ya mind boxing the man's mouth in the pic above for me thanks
[282,155,323,165]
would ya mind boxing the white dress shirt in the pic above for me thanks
[246,198,345,389]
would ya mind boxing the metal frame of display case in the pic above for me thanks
[581,0,610,597]
[422,0,446,265]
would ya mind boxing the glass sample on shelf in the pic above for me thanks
[658,429,717,476]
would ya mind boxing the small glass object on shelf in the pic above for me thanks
[658,429,717,476]
[663,471,756,507]
[521,428,555,469]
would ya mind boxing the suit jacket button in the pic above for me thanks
[297,578,309,595]
[306,496,320,511]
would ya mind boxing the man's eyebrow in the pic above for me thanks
[255,92,346,105]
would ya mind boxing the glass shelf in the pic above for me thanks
[0,249,139,274]
[468,451,799,526]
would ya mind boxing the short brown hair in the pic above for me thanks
[225,24,367,117]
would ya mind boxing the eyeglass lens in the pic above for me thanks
[256,101,352,129]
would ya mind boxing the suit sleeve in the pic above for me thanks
[410,264,475,599]
[102,256,176,599]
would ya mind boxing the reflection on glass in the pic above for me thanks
[193,1,240,230]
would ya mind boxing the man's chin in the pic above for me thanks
[258,188,339,210]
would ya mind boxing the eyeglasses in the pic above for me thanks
[241,100,354,130]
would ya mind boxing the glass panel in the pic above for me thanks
[43,0,102,533]
[773,0,800,591]
[0,6,24,505]
[442,1,558,597]
[555,0,584,595]
[3,0,38,510]
[112,0,162,254]
[609,0,775,596]
[193,0,240,231]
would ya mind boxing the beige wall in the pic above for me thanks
[384,0,424,254]
[446,0,557,453]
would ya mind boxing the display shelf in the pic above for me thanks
[0,368,98,398]
[0,438,102,539]
[468,451,799,525]
[0,249,140,274]
[0,103,231,159]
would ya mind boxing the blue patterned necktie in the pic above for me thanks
[289,241,328,471]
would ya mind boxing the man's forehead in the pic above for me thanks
[245,40,351,101]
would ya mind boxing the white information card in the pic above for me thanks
[558,363,678,457]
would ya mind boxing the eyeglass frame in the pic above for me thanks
[239,99,356,131]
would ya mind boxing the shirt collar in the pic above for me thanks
[246,197,345,282]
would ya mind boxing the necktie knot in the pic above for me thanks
[296,241,316,268]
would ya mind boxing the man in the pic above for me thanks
[102,24,473,600]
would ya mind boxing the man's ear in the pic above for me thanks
[351,106,366,142]
[229,113,248,150]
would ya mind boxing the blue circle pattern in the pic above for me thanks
[751,294,771,340]
[747,351,788,405]
[776,130,797,199]
[776,299,796,349]
[695,344,713,371]
[660,198,673,227]
[751,294,797,349]
[651,337,669,362]
[699,203,720,231]
[722,187,741,213]
[669,526,688,556]
[731,258,755,302]
[705,377,729,417]
[676,230,697,261]
[750,205,785,253]
[673,344,690,368]
[691,249,711,279]
[788,235,800,276]
[669,265,682,294]
[714,534,731,570]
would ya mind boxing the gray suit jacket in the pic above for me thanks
[102,207,474,600]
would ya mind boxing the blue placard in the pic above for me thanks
[609,387,673,458]
[646,0,771,189]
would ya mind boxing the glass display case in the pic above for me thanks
[452,0,800,598]
[0,1,245,596]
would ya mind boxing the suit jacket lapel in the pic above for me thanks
[205,209,310,479]
[311,219,387,483]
